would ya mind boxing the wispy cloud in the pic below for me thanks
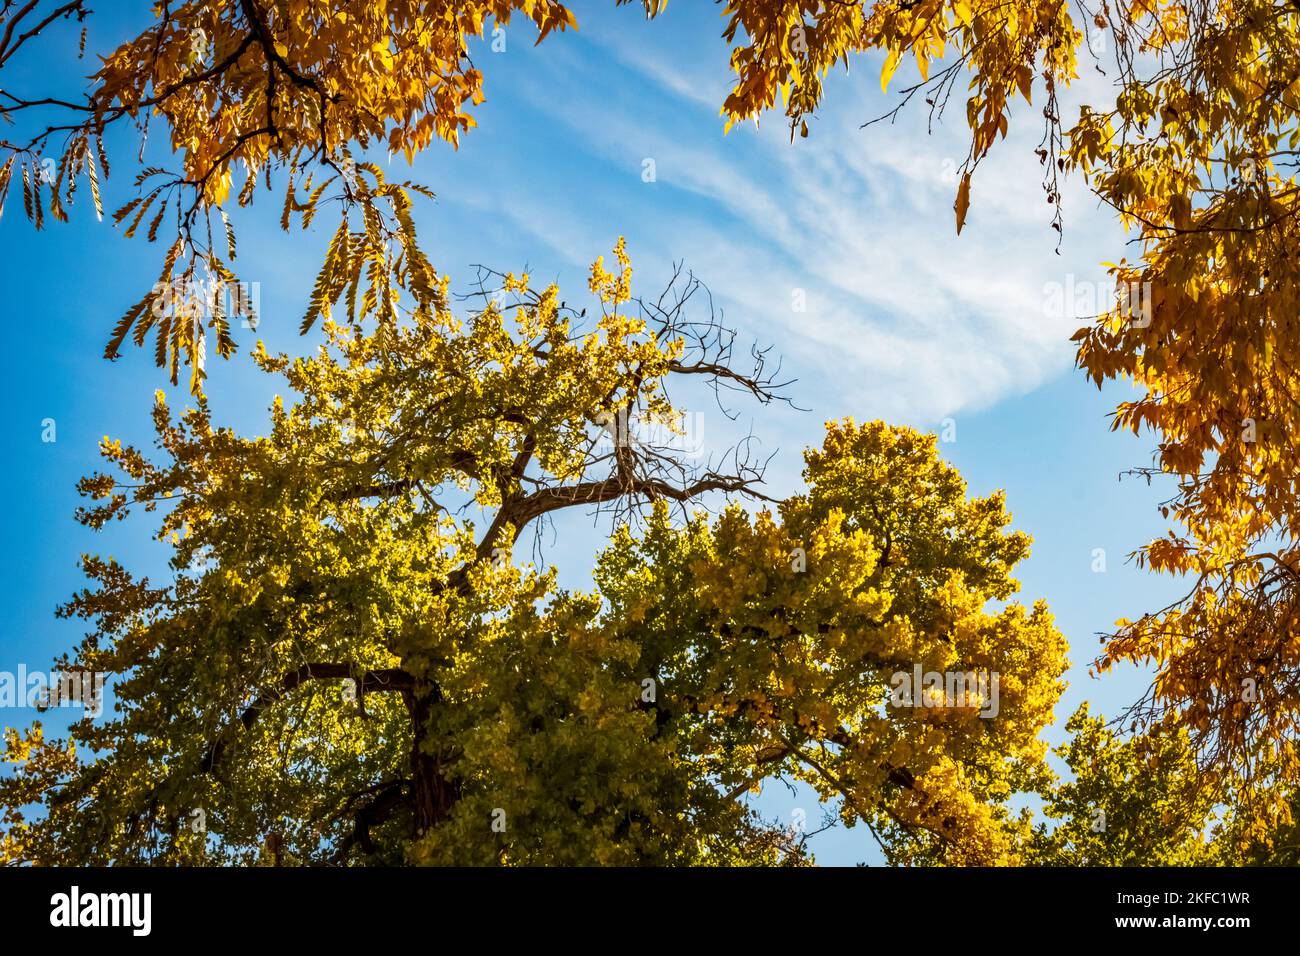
[426,18,1126,438]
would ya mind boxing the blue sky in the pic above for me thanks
[0,4,1186,864]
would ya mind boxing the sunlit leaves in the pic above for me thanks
[0,242,1067,865]
[1061,2,1300,813]
[684,0,1300,826]
[1027,704,1222,866]
[694,0,1080,222]
[2,0,579,383]
[595,419,1067,864]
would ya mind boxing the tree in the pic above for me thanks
[8,0,1286,863]
[0,0,584,389]
[1026,703,1221,866]
[1214,785,1300,864]
[0,243,1067,865]
[685,0,1300,836]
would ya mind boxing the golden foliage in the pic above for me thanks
[1,246,1065,865]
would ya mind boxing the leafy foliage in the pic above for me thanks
[0,245,1066,865]
[1027,704,1220,866]
[679,0,1300,845]
[1,0,579,387]
[8,0,1300,863]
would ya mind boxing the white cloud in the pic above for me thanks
[426,21,1131,442]
[531,46,1125,423]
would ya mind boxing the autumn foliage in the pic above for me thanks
[2,247,1066,864]
[3,0,1300,863]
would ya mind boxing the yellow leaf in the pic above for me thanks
[881,48,902,93]
[1015,65,1033,104]
[955,172,971,234]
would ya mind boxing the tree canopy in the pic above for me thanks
[2,245,1069,864]
[694,0,1300,849]
[4,0,1299,863]
[2,0,581,389]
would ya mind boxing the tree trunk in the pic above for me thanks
[408,682,457,834]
